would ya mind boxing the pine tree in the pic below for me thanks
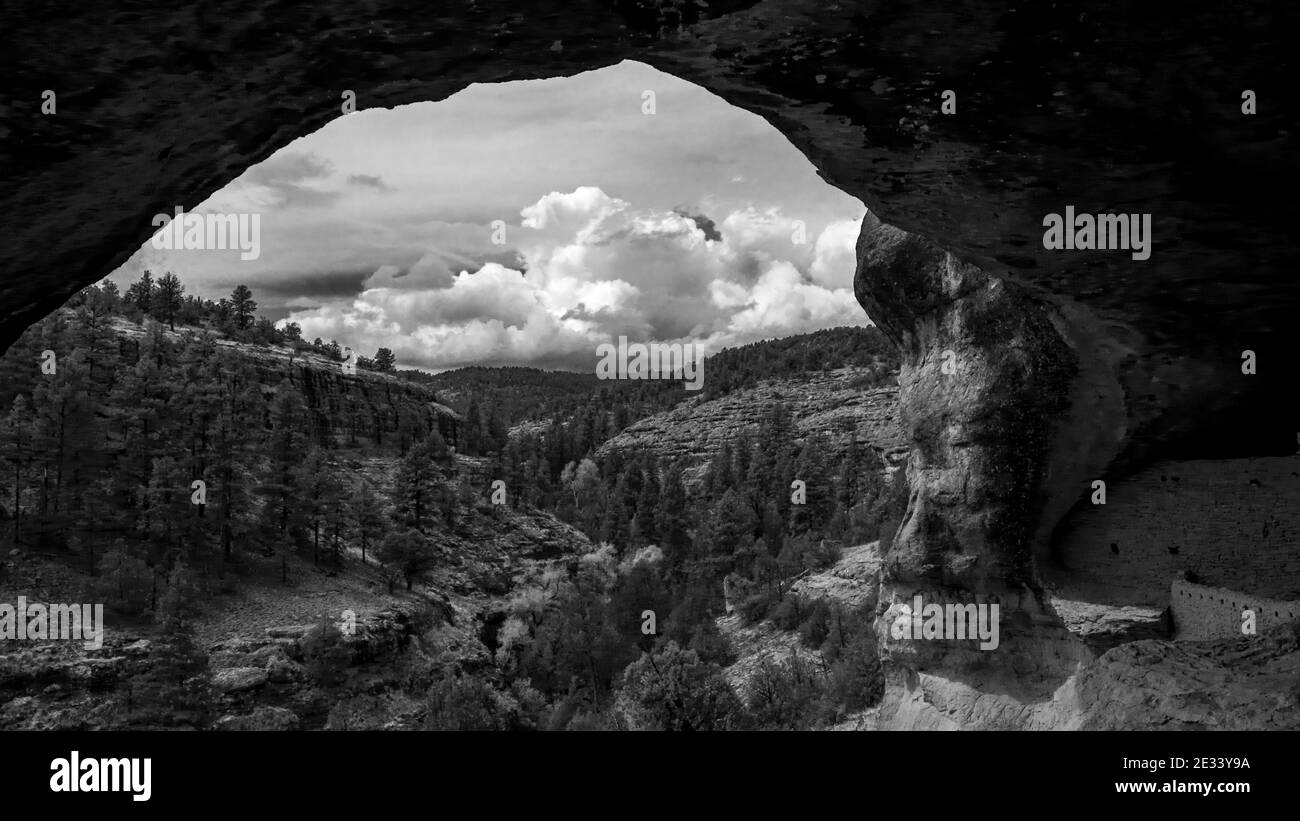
[601,470,632,546]
[463,400,483,455]
[207,351,260,566]
[141,456,200,564]
[1,395,36,547]
[229,284,257,330]
[30,349,98,552]
[124,270,155,314]
[632,458,660,545]
[152,272,185,331]
[70,284,121,390]
[0,313,45,411]
[373,347,396,372]
[657,460,691,573]
[258,379,309,578]
[485,406,507,454]
[392,437,443,536]
[791,433,831,534]
[706,488,757,562]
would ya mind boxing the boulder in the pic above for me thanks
[212,706,300,731]
[212,667,268,694]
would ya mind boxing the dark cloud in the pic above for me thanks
[674,209,722,242]
[240,151,341,208]
[253,268,373,300]
[347,173,393,191]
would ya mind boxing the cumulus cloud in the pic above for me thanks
[809,218,863,289]
[286,187,868,372]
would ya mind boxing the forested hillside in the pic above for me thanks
[1,275,905,730]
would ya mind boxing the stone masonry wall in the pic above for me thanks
[1171,580,1300,641]
[1045,454,1300,606]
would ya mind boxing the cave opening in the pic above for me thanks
[0,61,916,731]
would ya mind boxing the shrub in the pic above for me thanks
[744,649,829,729]
[686,619,734,667]
[126,626,211,727]
[737,588,779,625]
[424,673,514,730]
[620,643,745,731]
[797,598,832,649]
[825,630,885,713]
[300,617,352,687]
[767,594,804,631]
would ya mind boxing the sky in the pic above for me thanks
[107,60,871,372]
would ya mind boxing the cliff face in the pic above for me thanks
[597,368,906,482]
[111,319,460,451]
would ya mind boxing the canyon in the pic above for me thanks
[2,0,1297,728]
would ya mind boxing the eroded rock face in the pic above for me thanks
[599,370,907,484]
[104,318,461,449]
[2,0,1297,728]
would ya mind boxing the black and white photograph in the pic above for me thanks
[0,0,1295,805]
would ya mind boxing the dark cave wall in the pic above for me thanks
[2,0,1298,715]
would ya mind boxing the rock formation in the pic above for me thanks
[598,369,906,483]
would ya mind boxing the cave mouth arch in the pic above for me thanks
[94,59,882,381]
[0,58,912,606]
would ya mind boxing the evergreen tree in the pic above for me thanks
[392,437,443,536]
[373,347,396,372]
[791,432,832,533]
[1,396,36,547]
[141,456,201,564]
[71,284,121,389]
[229,284,257,330]
[258,379,309,579]
[124,269,155,314]
[29,349,98,551]
[377,527,437,591]
[631,458,660,545]
[657,461,691,573]
[601,470,632,546]
[704,488,757,565]
[485,407,507,453]
[295,447,346,566]
[463,400,483,455]
[152,272,185,330]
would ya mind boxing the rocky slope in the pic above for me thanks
[757,540,1300,730]
[0,472,595,731]
[598,368,906,482]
